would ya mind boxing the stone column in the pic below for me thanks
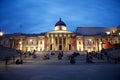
[57,37,59,50]
[52,37,53,51]
[49,37,51,51]
[81,37,84,51]
[20,38,23,51]
[52,36,54,51]
[74,37,76,51]
[66,37,67,51]
[45,37,47,51]
[48,37,50,51]
[62,37,63,50]
[37,38,39,51]
[53,37,55,51]
[95,38,99,52]
[70,37,72,50]
[44,37,46,51]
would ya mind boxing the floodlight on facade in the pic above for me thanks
[19,41,22,45]
[29,39,32,42]
[89,39,92,42]
[119,33,120,36]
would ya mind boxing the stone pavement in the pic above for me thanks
[0,52,120,80]
[0,63,120,80]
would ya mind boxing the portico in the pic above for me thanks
[45,32,75,51]
[45,18,75,51]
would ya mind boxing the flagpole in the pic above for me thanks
[19,24,22,33]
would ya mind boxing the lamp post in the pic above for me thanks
[119,33,120,44]
[106,31,110,35]
[106,31,111,43]
[0,31,3,45]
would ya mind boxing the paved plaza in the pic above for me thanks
[0,52,120,80]
[0,64,120,80]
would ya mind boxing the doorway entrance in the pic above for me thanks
[59,45,62,50]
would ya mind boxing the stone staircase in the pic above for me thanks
[3,51,109,65]
[21,51,88,65]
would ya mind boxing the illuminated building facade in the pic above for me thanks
[1,18,120,52]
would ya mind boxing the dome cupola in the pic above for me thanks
[55,18,66,26]
[54,18,67,31]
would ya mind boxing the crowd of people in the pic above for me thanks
[2,48,120,65]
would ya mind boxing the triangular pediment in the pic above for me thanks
[46,30,74,34]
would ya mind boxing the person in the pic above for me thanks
[86,55,89,63]
[5,57,8,70]
[58,53,62,60]
[15,59,23,64]
[43,54,50,60]
[70,55,76,64]
[100,53,103,60]
[20,59,23,64]
[16,59,19,64]
[33,54,37,58]
[114,57,118,64]
[104,51,108,57]
[51,51,55,55]
[86,54,94,63]
[61,51,63,57]
[33,49,36,55]
[58,51,63,60]
[5,57,8,65]
[23,52,27,58]
[13,56,15,63]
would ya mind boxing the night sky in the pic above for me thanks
[0,0,120,34]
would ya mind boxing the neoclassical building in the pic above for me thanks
[1,18,120,52]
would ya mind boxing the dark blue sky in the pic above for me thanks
[0,0,120,34]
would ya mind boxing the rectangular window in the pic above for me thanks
[55,38,57,44]
[64,38,66,44]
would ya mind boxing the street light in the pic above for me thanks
[0,31,3,45]
[106,31,110,35]
[106,31,112,44]
[119,33,120,44]
[0,32,3,36]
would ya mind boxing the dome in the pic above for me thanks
[55,18,66,26]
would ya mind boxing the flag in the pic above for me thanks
[72,37,75,47]
[19,24,22,33]
[46,37,49,46]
